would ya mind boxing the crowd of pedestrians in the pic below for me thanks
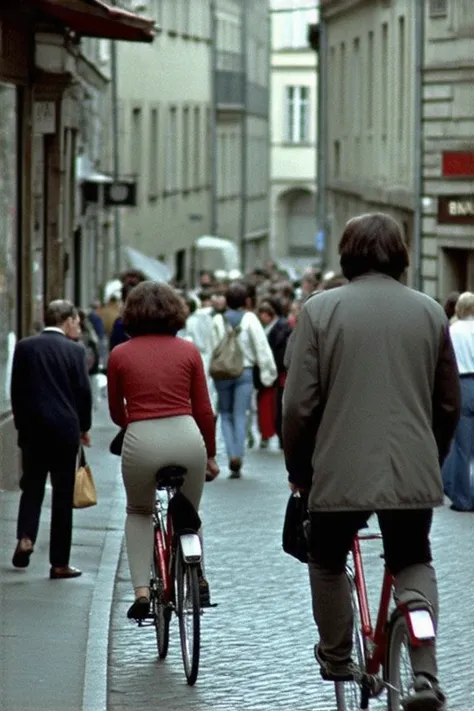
[8,210,474,711]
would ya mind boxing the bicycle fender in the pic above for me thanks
[179,533,202,564]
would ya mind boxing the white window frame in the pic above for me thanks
[285,86,310,144]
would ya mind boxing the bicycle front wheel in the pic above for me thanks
[386,614,416,711]
[334,572,366,711]
[176,548,200,685]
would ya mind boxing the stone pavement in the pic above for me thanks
[0,403,125,711]
[108,435,474,711]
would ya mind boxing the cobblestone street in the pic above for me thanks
[108,435,474,711]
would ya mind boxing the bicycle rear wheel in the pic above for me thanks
[334,572,366,711]
[386,614,416,711]
[176,547,200,685]
[151,536,170,659]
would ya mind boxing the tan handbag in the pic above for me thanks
[73,448,97,509]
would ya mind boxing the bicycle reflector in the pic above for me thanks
[180,533,202,564]
[405,609,436,644]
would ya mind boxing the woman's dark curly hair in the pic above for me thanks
[122,281,187,337]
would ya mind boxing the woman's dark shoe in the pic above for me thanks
[12,538,34,568]
[450,504,474,512]
[127,596,150,620]
[50,565,82,579]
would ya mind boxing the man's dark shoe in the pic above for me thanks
[127,596,150,620]
[314,644,355,681]
[50,565,82,579]
[12,538,34,568]
[402,674,446,711]
[199,576,212,607]
[229,457,242,478]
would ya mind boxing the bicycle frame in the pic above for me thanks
[351,534,394,677]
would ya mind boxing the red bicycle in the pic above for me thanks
[137,465,203,685]
[333,531,437,710]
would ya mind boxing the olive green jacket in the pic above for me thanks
[283,274,461,511]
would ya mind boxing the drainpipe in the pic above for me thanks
[309,10,328,272]
[239,0,248,272]
[110,2,121,274]
[316,12,327,271]
[413,0,424,292]
[210,0,218,237]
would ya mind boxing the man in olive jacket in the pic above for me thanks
[283,213,460,711]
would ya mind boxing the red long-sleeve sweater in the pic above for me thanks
[107,334,216,457]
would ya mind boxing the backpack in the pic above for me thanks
[209,314,245,381]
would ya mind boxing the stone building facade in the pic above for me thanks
[269,0,318,263]
[0,0,154,489]
[320,0,474,298]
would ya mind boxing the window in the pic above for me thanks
[0,83,18,414]
[168,0,178,32]
[193,107,200,188]
[333,140,341,177]
[206,107,211,185]
[166,107,177,191]
[182,107,190,191]
[381,23,388,139]
[279,7,317,49]
[339,42,345,129]
[182,0,191,34]
[429,0,448,17]
[398,17,405,140]
[131,107,142,177]
[367,31,374,128]
[353,38,361,134]
[220,133,226,197]
[285,86,310,144]
[155,0,163,26]
[149,108,158,197]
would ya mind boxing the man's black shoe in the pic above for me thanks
[314,644,355,682]
[402,674,446,711]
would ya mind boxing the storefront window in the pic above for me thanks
[0,83,18,414]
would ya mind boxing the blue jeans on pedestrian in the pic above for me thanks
[215,368,253,460]
[442,375,474,511]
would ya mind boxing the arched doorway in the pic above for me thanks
[279,188,316,256]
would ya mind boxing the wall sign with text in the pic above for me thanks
[438,195,474,224]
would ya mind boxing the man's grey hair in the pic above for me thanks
[44,300,78,328]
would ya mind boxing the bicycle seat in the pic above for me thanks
[155,465,187,490]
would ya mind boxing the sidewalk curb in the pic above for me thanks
[82,475,126,711]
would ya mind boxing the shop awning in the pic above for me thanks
[31,0,156,43]
[123,246,173,283]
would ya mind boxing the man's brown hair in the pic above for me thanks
[339,212,409,281]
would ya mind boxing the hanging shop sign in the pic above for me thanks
[104,181,137,207]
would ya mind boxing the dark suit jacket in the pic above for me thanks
[109,317,129,352]
[268,318,292,374]
[11,330,92,448]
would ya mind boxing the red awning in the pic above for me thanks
[31,0,156,43]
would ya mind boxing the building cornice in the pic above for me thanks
[321,0,371,20]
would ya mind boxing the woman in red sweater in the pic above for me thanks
[107,282,219,620]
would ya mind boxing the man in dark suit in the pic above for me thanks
[11,300,92,579]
